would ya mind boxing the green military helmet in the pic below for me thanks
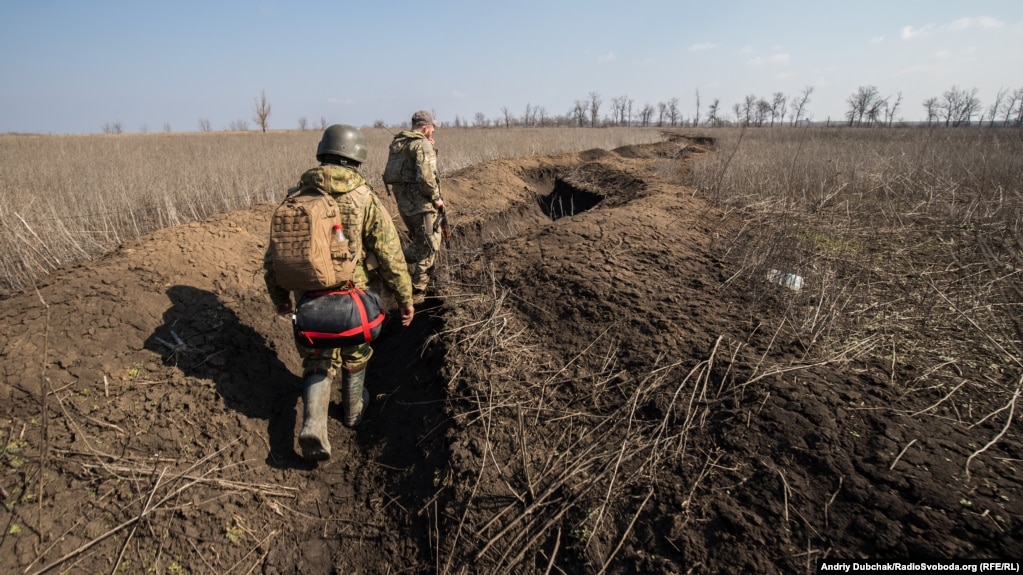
[317,124,368,164]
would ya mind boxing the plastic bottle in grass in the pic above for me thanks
[766,269,803,290]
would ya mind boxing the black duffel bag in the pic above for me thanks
[294,287,386,349]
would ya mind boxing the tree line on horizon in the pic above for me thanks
[94,84,1023,135]
[452,84,1023,130]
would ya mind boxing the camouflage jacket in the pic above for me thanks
[386,130,440,216]
[264,164,414,307]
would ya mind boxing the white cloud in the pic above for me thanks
[902,16,1004,39]
[451,91,466,100]
[870,35,885,45]
[901,24,935,39]
[746,52,790,68]
[689,42,717,51]
[597,52,616,63]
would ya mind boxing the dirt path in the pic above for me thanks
[1,136,1020,574]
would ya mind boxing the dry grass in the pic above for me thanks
[433,126,1023,572]
[434,263,695,573]
[0,127,663,294]
[685,125,1023,442]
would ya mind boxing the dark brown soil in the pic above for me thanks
[1,136,1020,574]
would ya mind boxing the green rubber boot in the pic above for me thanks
[342,365,370,428]
[298,373,332,460]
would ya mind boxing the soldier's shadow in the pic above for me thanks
[144,284,308,470]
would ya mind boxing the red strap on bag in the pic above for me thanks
[298,317,385,343]
[297,286,383,345]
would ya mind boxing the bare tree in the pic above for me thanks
[770,92,786,127]
[473,112,489,127]
[1014,87,1023,127]
[102,121,123,134]
[707,98,720,126]
[1003,87,1023,127]
[319,116,328,130]
[656,101,667,127]
[694,89,701,126]
[667,97,680,127]
[922,97,940,126]
[740,94,757,126]
[866,95,887,127]
[253,90,271,132]
[987,88,1008,127]
[536,106,548,127]
[163,122,172,133]
[571,101,587,127]
[639,103,654,126]
[790,86,814,125]
[846,85,880,126]
[941,85,981,127]
[883,92,902,127]
[588,92,602,127]
[198,118,212,132]
[501,106,514,128]
[755,98,771,127]
[229,119,250,131]
[298,117,309,130]
[610,95,629,126]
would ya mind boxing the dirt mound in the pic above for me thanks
[2,137,1020,574]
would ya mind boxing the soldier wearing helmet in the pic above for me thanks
[383,110,444,303]
[263,124,414,461]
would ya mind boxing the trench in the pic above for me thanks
[452,170,608,251]
[390,142,679,571]
[538,178,604,221]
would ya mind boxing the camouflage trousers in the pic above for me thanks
[400,210,442,292]
[297,342,372,380]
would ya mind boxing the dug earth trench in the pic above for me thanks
[1,136,1020,574]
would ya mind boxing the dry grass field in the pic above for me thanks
[686,127,1023,409]
[1,126,1021,573]
[0,127,665,295]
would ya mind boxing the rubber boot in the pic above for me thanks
[342,365,370,428]
[298,373,332,461]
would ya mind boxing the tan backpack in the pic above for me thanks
[382,137,413,184]
[269,185,358,291]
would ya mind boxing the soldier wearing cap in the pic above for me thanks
[383,110,444,303]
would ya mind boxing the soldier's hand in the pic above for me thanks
[433,198,445,211]
[401,305,415,326]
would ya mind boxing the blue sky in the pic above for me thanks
[2,0,1021,134]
